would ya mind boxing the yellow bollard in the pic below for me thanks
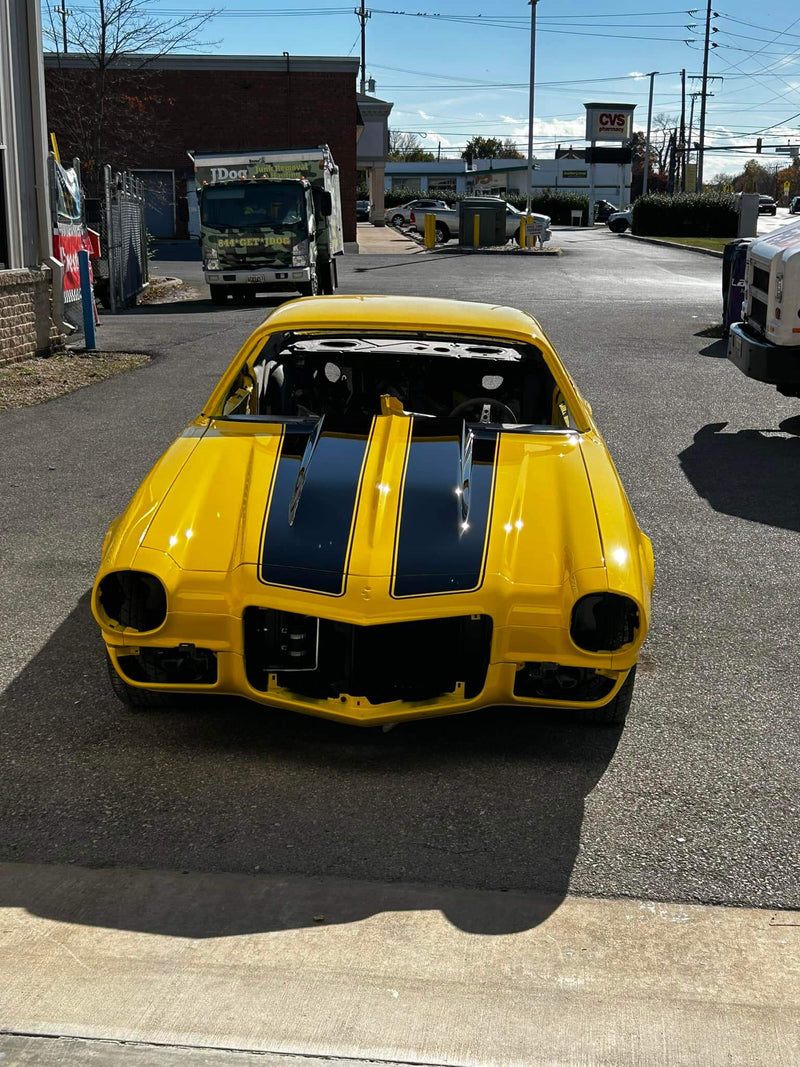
[424,213,436,249]
[519,217,526,248]
[473,214,480,248]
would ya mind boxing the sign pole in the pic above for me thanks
[526,0,538,216]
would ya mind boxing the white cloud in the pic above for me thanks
[629,71,646,80]
[417,109,432,120]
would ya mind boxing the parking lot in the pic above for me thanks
[1,227,797,918]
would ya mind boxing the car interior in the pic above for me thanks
[219,332,575,429]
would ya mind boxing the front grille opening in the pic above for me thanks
[514,663,616,702]
[244,610,492,705]
[118,645,217,685]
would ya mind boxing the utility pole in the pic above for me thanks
[355,1,371,96]
[526,0,539,215]
[643,71,658,195]
[55,4,70,52]
[679,69,686,191]
[697,0,715,190]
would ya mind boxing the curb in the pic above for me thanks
[429,245,562,256]
[617,233,725,258]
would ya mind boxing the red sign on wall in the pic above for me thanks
[53,224,95,302]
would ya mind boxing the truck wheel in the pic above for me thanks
[210,287,228,306]
[576,666,637,727]
[299,273,319,297]
[106,653,175,711]
[435,223,450,244]
[317,259,334,294]
[608,219,628,233]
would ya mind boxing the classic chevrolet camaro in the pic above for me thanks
[93,295,653,726]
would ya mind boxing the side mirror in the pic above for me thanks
[312,186,332,217]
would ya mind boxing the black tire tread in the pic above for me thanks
[576,665,637,726]
[106,653,175,711]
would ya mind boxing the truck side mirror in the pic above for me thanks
[313,187,333,217]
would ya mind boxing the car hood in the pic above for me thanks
[137,416,604,594]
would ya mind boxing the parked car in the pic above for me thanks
[606,208,633,233]
[758,195,777,216]
[384,198,449,227]
[595,199,619,222]
[789,196,800,215]
[93,294,653,727]
[411,199,552,245]
[356,199,371,221]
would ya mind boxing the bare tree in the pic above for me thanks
[44,0,218,190]
[651,113,678,175]
[387,130,435,162]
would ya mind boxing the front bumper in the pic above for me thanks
[205,267,311,287]
[727,321,800,385]
[102,603,636,726]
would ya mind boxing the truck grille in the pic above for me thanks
[243,610,492,705]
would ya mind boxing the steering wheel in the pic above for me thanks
[449,396,517,424]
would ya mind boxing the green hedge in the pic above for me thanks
[632,192,738,237]
[382,186,590,224]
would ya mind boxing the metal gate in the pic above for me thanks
[101,165,149,311]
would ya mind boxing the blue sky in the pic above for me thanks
[59,1,800,177]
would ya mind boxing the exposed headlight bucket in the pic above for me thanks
[570,593,639,653]
[292,240,309,266]
[98,570,167,632]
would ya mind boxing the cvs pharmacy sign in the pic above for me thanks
[584,103,635,142]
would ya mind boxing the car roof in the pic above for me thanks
[243,295,549,347]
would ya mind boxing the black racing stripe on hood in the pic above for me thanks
[392,420,497,598]
[259,421,372,595]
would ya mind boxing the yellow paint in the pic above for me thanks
[93,295,653,725]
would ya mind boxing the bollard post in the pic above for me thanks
[424,213,436,248]
[473,214,480,248]
[78,249,97,351]
[519,218,526,248]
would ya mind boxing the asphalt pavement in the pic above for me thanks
[0,227,797,1065]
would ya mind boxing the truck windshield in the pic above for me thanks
[201,184,305,231]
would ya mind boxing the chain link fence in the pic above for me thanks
[97,165,149,311]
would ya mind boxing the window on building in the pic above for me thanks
[428,178,457,192]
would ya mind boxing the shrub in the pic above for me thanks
[632,192,738,237]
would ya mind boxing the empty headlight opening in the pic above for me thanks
[98,571,167,632]
[570,593,639,653]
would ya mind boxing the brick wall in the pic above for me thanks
[0,269,58,366]
[45,66,358,241]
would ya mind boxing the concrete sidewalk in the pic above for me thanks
[356,221,423,254]
[1,863,796,1067]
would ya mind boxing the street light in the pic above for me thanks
[526,0,538,216]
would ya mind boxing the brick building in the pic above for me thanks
[44,53,361,243]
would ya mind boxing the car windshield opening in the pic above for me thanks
[218,332,577,431]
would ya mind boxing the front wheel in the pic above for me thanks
[608,219,628,233]
[210,286,228,306]
[317,259,334,295]
[391,213,405,227]
[298,272,319,297]
[106,653,175,711]
[576,666,637,726]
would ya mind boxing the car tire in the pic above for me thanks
[435,223,450,244]
[391,213,405,227]
[210,287,228,306]
[608,219,629,233]
[317,258,334,295]
[298,272,319,297]
[106,653,176,711]
[576,666,637,726]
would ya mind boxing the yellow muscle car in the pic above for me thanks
[93,295,653,727]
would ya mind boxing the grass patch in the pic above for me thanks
[647,236,731,253]
[0,351,150,409]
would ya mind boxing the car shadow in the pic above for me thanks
[0,594,624,938]
[679,421,800,533]
[102,295,295,317]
